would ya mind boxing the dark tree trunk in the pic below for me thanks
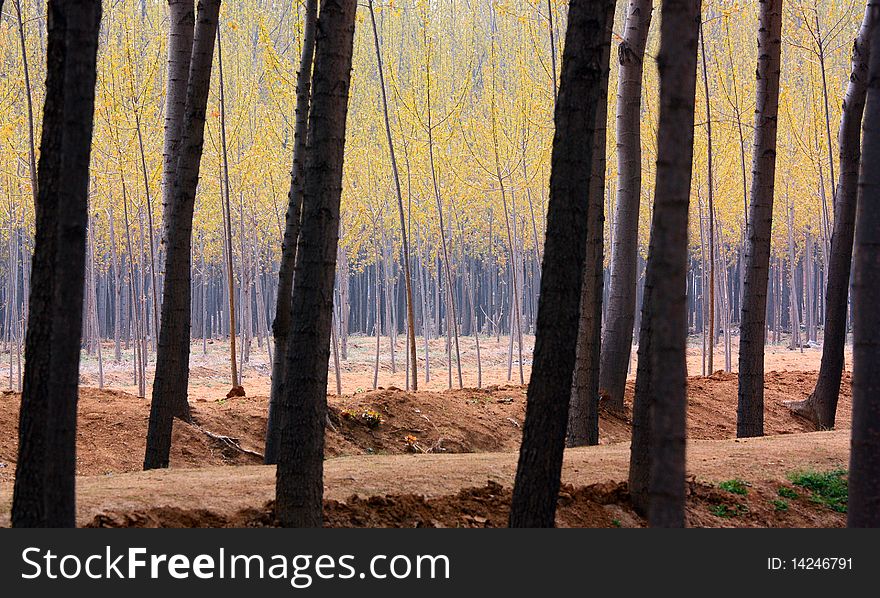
[849,20,880,528]
[274,0,357,528]
[628,270,655,515]
[790,2,878,430]
[144,0,221,470]
[568,5,614,447]
[737,0,783,438]
[160,0,195,263]
[265,0,318,465]
[599,0,654,411]
[158,0,196,379]
[11,0,66,528]
[12,0,101,528]
[509,0,612,528]
[642,0,701,528]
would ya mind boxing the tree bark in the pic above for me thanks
[265,0,318,465]
[631,0,701,528]
[849,17,880,528]
[12,0,102,528]
[568,4,613,447]
[275,0,357,528]
[599,0,654,411]
[737,0,784,439]
[144,0,221,470]
[790,2,879,430]
[160,0,195,264]
[509,0,612,528]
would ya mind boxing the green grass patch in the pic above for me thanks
[777,486,799,500]
[718,479,749,496]
[788,469,847,513]
[710,503,748,518]
[771,499,789,512]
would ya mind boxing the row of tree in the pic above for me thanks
[0,1,867,392]
[5,0,879,527]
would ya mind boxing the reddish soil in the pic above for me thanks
[86,478,845,529]
[0,369,852,488]
[0,368,853,528]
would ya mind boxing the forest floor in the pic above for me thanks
[0,334,855,527]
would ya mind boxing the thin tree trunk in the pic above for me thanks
[737,0,784,439]
[109,207,122,361]
[368,0,417,391]
[373,237,381,390]
[134,113,161,354]
[13,0,38,205]
[509,0,612,528]
[88,215,103,389]
[700,22,716,374]
[217,26,240,390]
[787,203,801,350]
[122,180,145,397]
[546,0,558,100]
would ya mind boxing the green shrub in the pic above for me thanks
[777,486,798,500]
[719,479,749,496]
[710,503,748,518]
[788,469,847,513]
[771,499,789,512]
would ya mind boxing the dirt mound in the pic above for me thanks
[0,387,265,485]
[325,385,528,456]
[85,477,846,529]
[683,370,852,437]
[0,370,851,483]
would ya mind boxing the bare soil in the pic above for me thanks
[0,369,850,486]
[0,337,854,528]
[10,428,848,528]
[86,478,846,529]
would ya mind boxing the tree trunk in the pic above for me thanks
[786,203,801,350]
[275,0,357,528]
[144,0,221,470]
[567,4,613,447]
[109,207,122,361]
[12,0,101,528]
[161,0,195,264]
[369,0,417,392]
[599,0,654,411]
[700,21,716,375]
[218,29,240,389]
[265,0,317,465]
[737,0,784,439]
[509,0,612,528]
[13,0,38,205]
[849,19,880,527]
[790,2,878,429]
[630,0,701,528]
